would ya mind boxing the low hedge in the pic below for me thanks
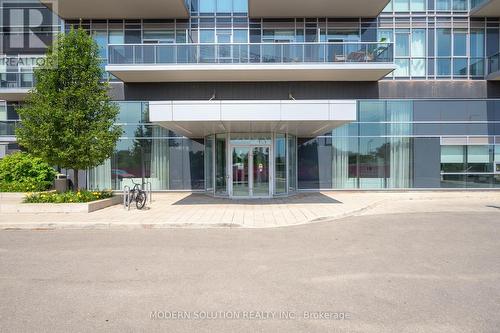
[24,190,113,203]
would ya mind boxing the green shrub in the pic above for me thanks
[0,152,57,192]
[24,190,113,203]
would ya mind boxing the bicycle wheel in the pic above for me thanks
[135,191,147,210]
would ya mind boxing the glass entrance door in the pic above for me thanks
[252,146,270,197]
[231,146,270,198]
[232,147,250,197]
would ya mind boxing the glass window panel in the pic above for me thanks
[109,31,124,44]
[233,0,248,13]
[437,58,451,76]
[359,137,388,189]
[233,29,248,43]
[441,145,466,172]
[411,0,426,11]
[394,0,409,11]
[275,134,287,195]
[436,0,451,10]
[383,0,393,12]
[437,29,451,56]
[467,175,493,188]
[396,33,410,56]
[453,58,468,76]
[453,32,467,56]
[411,29,426,57]
[487,29,499,57]
[453,0,467,10]
[200,0,216,13]
[125,30,141,44]
[467,146,493,172]
[359,101,387,122]
[395,59,410,77]
[441,174,466,188]
[495,145,500,161]
[470,58,484,76]
[205,135,214,192]
[288,135,297,191]
[216,0,232,13]
[411,58,426,76]
[297,137,333,189]
[215,134,227,195]
[470,29,485,58]
[467,145,492,162]
[176,30,187,43]
[92,31,107,58]
[378,29,393,43]
[441,146,465,163]
[200,30,215,43]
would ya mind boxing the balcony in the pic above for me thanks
[0,121,19,138]
[248,0,391,18]
[106,42,395,82]
[470,0,500,16]
[42,0,190,19]
[487,53,500,80]
[0,73,34,101]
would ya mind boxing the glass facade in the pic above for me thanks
[88,100,500,191]
[4,1,500,192]
[298,99,500,189]
[88,102,204,191]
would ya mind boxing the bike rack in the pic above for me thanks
[145,181,153,204]
[123,185,131,211]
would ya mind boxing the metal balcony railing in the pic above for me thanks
[0,72,35,89]
[108,42,394,66]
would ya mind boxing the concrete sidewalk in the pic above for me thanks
[0,191,499,230]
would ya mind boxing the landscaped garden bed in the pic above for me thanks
[0,153,121,213]
[0,195,123,214]
[24,190,113,203]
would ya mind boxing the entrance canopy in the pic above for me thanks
[149,100,357,137]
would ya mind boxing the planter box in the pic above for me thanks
[0,192,29,201]
[0,195,123,213]
[0,191,56,201]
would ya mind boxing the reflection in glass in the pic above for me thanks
[441,145,466,172]
[215,134,227,195]
[441,174,466,188]
[467,145,493,172]
[288,135,297,192]
[252,147,270,197]
[232,147,250,197]
[275,134,287,195]
[205,135,214,192]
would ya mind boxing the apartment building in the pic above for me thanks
[2,0,500,197]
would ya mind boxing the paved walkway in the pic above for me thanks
[0,191,499,230]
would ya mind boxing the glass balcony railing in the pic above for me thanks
[0,72,35,89]
[0,120,19,136]
[108,42,394,66]
[488,53,500,75]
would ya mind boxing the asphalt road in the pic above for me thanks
[1,211,499,333]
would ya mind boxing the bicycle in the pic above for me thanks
[125,181,147,210]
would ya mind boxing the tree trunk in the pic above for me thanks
[73,169,79,191]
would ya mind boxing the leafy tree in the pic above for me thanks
[16,27,122,189]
